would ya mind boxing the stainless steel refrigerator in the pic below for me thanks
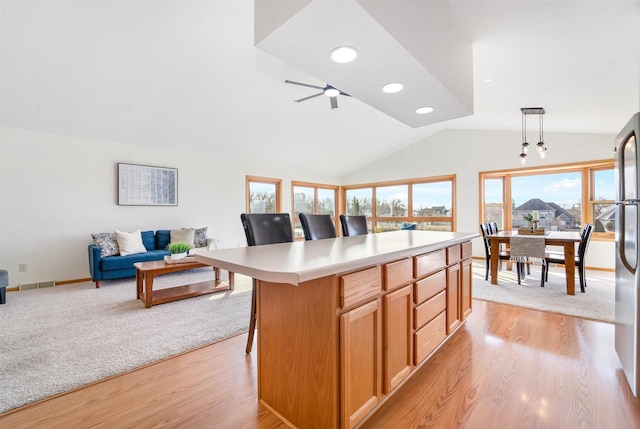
[615,112,640,397]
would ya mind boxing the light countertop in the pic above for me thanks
[195,230,478,285]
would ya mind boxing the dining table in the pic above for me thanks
[486,230,582,295]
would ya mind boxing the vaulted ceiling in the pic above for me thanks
[2,1,639,177]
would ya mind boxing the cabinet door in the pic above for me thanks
[340,299,382,429]
[383,285,413,394]
[461,258,472,320]
[446,263,461,334]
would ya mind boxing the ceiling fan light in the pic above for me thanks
[416,106,434,114]
[330,46,358,63]
[382,82,404,93]
[324,87,340,97]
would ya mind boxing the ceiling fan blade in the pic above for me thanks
[339,91,351,97]
[294,92,324,103]
[285,80,325,90]
[330,96,338,109]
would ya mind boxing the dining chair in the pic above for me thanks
[480,223,513,281]
[542,223,593,292]
[240,213,294,353]
[509,235,545,286]
[490,221,531,276]
[299,213,337,240]
[339,215,368,236]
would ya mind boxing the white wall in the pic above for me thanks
[0,126,618,287]
[340,128,616,270]
[0,127,338,286]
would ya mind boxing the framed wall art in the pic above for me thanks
[117,163,178,206]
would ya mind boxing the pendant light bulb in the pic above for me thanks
[537,141,546,158]
[520,107,546,163]
[537,111,546,158]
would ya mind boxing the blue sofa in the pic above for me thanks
[0,269,7,304]
[88,230,172,288]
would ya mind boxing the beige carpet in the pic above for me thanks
[472,261,614,323]
[0,269,252,414]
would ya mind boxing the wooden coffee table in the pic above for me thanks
[134,259,234,308]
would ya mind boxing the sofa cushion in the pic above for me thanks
[156,230,171,251]
[193,227,208,248]
[91,233,120,258]
[115,229,148,256]
[171,228,195,247]
[101,250,170,271]
[141,230,156,251]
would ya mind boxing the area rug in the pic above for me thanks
[0,269,252,414]
[472,261,614,323]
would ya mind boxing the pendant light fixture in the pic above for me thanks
[519,107,546,164]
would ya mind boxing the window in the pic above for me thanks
[246,176,281,213]
[342,175,456,233]
[483,178,504,229]
[345,188,373,216]
[479,160,613,238]
[292,181,339,239]
[591,168,615,233]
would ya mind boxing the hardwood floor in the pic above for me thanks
[2,300,640,428]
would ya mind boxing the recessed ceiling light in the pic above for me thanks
[330,46,358,63]
[382,83,404,94]
[324,87,340,97]
[416,106,435,114]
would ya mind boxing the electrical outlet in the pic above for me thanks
[19,263,27,272]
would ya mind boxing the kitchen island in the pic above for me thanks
[196,230,477,429]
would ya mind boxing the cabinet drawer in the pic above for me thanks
[340,266,382,309]
[446,245,461,265]
[414,311,446,365]
[414,249,446,279]
[384,258,414,291]
[414,290,446,330]
[414,269,446,304]
[461,241,472,260]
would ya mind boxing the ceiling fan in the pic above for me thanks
[285,80,350,109]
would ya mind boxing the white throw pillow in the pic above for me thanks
[115,229,148,256]
[171,228,195,247]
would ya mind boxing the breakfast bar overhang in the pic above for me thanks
[196,230,478,429]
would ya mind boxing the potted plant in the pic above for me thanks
[167,242,191,260]
[522,213,534,229]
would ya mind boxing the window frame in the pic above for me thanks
[478,159,614,239]
[245,175,282,213]
[291,181,340,240]
[342,174,456,233]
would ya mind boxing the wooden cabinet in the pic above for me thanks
[446,262,461,334]
[383,285,413,394]
[207,230,481,429]
[445,243,473,334]
[256,238,474,429]
[340,266,381,309]
[384,258,413,292]
[415,249,446,278]
[340,299,382,429]
[414,269,446,304]
[415,311,447,364]
[461,258,472,320]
